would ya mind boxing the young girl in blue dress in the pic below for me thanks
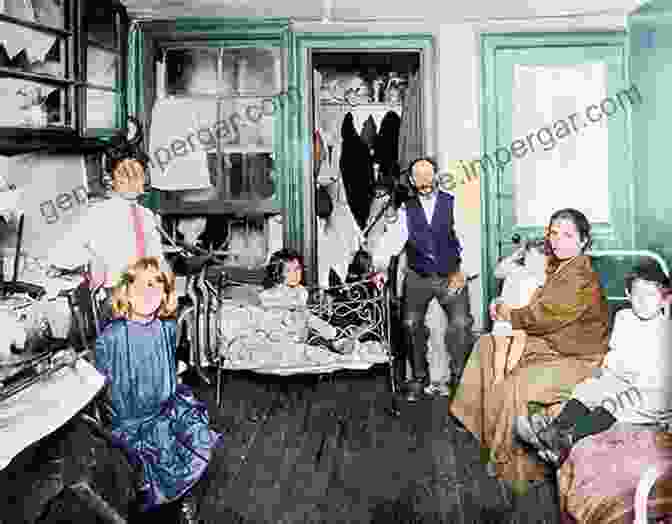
[94,256,221,522]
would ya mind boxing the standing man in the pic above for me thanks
[372,158,475,401]
[50,155,167,328]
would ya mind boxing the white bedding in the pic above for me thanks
[217,300,389,375]
[219,340,389,376]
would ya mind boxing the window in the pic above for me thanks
[0,0,73,129]
[0,0,126,138]
[160,46,281,209]
[511,62,610,227]
[82,2,124,133]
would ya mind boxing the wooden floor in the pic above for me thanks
[5,366,564,524]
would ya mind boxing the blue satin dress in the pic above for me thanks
[94,318,222,510]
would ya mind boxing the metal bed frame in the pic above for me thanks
[213,275,396,410]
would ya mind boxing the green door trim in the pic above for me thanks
[480,31,631,325]
[290,32,434,283]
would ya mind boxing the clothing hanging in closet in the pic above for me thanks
[374,110,402,183]
[317,178,362,289]
[360,115,378,151]
[339,112,375,231]
[398,72,424,172]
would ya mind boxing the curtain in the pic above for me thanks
[127,21,144,121]
[397,72,424,172]
[284,28,302,251]
[127,21,158,211]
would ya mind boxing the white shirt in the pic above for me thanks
[604,308,672,392]
[372,191,473,275]
[48,194,166,285]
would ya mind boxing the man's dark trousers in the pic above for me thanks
[402,268,474,390]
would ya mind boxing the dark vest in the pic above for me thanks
[405,191,462,275]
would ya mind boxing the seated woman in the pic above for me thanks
[94,256,222,523]
[491,238,547,384]
[516,259,672,467]
[449,208,610,489]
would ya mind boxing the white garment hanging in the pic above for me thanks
[149,97,215,190]
[317,198,362,288]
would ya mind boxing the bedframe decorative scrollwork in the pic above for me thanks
[213,276,395,409]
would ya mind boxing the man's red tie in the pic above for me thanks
[131,202,146,259]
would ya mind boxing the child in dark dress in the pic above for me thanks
[94,256,221,523]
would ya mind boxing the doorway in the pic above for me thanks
[480,32,634,312]
[290,33,435,286]
[310,50,421,288]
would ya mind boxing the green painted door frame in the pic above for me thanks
[628,3,672,270]
[480,32,634,324]
[290,32,434,284]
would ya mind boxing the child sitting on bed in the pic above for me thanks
[256,248,363,359]
[491,238,547,384]
[515,259,672,467]
[94,256,221,522]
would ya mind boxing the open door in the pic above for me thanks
[481,33,635,309]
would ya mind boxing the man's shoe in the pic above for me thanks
[424,382,453,397]
[405,380,426,402]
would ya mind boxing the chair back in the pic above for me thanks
[634,464,671,524]
[587,249,670,332]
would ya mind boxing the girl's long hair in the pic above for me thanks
[111,257,177,319]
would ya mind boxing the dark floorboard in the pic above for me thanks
[1,367,563,523]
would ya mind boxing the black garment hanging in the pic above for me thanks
[339,112,375,231]
[360,115,378,150]
[373,111,401,184]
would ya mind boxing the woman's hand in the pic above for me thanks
[492,302,512,322]
[370,272,387,290]
[447,271,467,292]
[489,302,498,321]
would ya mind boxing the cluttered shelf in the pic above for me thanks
[158,198,281,216]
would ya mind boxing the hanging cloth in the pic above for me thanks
[148,98,215,190]
[360,115,378,151]
[374,110,402,185]
[339,112,375,231]
[398,72,424,172]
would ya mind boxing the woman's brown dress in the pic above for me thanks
[450,255,610,486]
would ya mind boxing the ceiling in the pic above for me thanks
[121,0,647,23]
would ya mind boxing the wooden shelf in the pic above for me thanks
[0,12,72,38]
[219,144,273,154]
[0,66,73,86]
[158,198,281,216]
[320,101,402,109]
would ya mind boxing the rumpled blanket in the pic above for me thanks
[217,302,388,373]
[558,423,672,523]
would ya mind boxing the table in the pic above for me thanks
[0,357,105,471]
